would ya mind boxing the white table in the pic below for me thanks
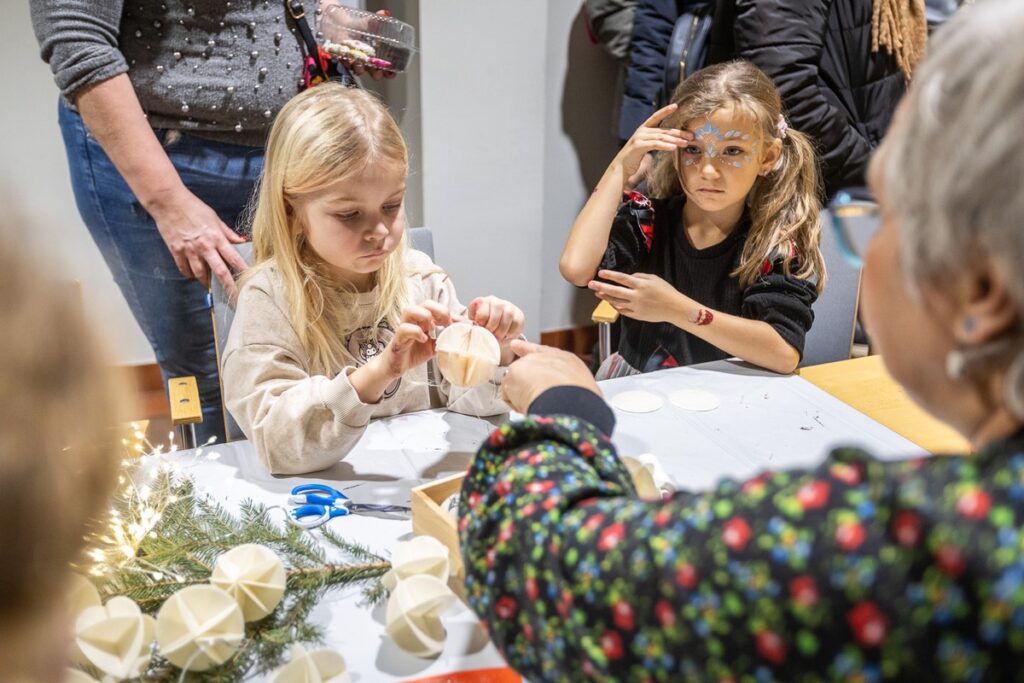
[178,360,924,681]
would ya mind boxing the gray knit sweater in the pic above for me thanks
[30,0,328,146]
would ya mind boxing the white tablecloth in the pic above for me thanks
[178,360,924,680]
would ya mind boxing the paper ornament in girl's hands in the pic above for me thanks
[435,322,500,388]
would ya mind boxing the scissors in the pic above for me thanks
[286,483,411,529]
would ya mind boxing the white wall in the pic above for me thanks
[418,1,549,341]
[540,2,621,332]
[2,2,155,364]
[2,1,620,366]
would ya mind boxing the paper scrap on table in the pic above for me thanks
[668,389,721,412]
[609,390,664,413]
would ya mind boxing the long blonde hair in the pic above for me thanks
[247,84,411,374]
[649,61,826,293]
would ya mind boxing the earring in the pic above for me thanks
[963,317,976,334]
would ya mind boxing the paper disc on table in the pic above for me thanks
[75,596,155,680]
[435,322,500,388]
[211,543,287,621]
[668,389,721,412]
[156,585,244,672]
[610,390,664,413]
[269,643,351,683]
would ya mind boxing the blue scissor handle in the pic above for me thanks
[289,503,351,529]
[291,483,348,499]
[289,492,342,506]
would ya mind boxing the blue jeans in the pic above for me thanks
[58,100,263,444]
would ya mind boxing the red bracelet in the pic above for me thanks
[692,308,714,326]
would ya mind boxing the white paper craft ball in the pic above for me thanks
[622,453,675,500]
[435,322,500,388]
[384,574,457,657]
[75,596,156,680]
[381,535,451,591]
[62,669,98,683]
[155,584,245,671]
[67,573,102,665]
[269,643,351,683]
[210,543,287,621]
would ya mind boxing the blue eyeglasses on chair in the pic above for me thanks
[828,188,880,269]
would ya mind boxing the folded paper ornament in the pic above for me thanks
[435,323,500,388]
[75,596,155,680]
[385,574,457,658]
[382,535,451,591]
[63,669,98,683]
[210,543,287,621]
[67,573,102,665]
[622,453,675,500]
[269,643,351,683]
[155,585,244,672]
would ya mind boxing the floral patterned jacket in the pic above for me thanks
[459,387,1024,682]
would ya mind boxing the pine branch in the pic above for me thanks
[74,457,392,680]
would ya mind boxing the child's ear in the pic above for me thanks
[760,138,783,176]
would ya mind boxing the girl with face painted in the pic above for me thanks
[561,61,826,378]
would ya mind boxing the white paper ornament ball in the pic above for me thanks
[75,596,155,680]
[269,643,351,683]
[66,574,102,665]
[435,322,500,388]
[210,543,287,621]
[381,535,451,591]
[156,585,245,671]
[384,574,457,658]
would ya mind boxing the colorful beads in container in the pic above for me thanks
[318,6,417,73]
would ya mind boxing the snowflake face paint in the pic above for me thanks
[674,107,773,216]
[680,121,760,170]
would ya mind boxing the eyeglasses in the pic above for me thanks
[828,188,880,268]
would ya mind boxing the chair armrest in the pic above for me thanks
[592,300,620,325]
[168,376,203,427]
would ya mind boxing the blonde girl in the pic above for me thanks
[223,84,523,475]
[561,61,825,378]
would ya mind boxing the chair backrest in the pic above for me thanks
[213,227,435,442]
[799,209,864,368]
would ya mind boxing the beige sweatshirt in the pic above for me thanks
[222,249,509,474]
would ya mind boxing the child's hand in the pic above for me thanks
[589,270,688,324]
[468,296,525,366]
[468,296,525,342]
[379,301,452,379]
[615,104,691,185]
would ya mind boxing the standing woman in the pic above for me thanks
[462,1,1024,679]
[29,2,390,442]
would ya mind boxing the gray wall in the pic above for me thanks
[2,1,620,364]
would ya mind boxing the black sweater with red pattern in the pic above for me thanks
[600,192,817,372]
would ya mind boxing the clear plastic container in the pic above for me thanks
[318,5,417,73]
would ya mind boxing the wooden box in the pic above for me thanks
[410,472,466,579]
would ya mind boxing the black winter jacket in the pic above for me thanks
[621,0,907,198]
[708,0,907,198]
